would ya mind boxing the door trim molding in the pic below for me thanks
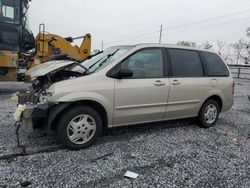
[167,100,200,105]
[115,102,168,110]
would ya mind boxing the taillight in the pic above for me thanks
[232,80,235,95]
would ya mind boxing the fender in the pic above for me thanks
[48,103,71,130]
[48,91,114,128]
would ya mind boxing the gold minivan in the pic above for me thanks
[19,44,234,149]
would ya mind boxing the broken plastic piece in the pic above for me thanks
[124,171,139,179]
[13,104,26,121]
[11,92,19,102]
[224,131,233,136]
[232,138,240,145]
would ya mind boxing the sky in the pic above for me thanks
[28,0,250,50]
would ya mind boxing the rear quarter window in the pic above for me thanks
[201,52,229,77]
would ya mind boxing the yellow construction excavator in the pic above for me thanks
[17,23,92,81]
[0,0,91,81]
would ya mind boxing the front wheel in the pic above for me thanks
[197,99,219,128]
[56,106,102,150]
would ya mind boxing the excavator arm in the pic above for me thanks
[29,32,91,68]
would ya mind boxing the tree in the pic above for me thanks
[177,41,197,47]
[197,41,213,49]
[245,27,250,64]
[177,41,212,49]
[231,27,250,65]
[216,40,233,63]
[246,27,250,38]
[232,40,245,65]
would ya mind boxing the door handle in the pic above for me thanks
[171,79,181,86]
[153,80,166,86]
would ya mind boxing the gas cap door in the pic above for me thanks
[211,78,218,87]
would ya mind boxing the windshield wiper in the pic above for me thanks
[87,49,119,72]
[78,50,103,62]
[88,50,103,59]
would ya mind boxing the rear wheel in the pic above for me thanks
[56,106,102,150]
[197,99,219,128]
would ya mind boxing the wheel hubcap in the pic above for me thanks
[67,114,96,145]
[204,104,217,124]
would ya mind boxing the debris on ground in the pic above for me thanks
[124,171,139,179]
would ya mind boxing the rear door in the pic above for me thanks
[113,48,170,125]
[165,48,210,119]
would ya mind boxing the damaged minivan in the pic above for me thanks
[16,44,234,149]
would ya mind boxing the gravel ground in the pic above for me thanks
[0,80,249,188]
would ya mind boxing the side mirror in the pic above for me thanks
[106,68,133,79]
[117,69,133,79]
[107,69,134,79]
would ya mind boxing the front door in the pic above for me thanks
[113,48,170,126]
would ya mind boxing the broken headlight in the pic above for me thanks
[39,91,54,103]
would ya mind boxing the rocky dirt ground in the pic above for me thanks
[0,79,249,188]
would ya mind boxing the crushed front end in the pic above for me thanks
[14,82,51,132]
[14,60,87,132]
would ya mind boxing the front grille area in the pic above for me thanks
[18,92,36,104]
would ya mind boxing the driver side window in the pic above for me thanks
[121,48,164,78]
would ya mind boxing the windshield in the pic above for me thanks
[0,0,20,24]
[82,46,133,73]
[64,63,87,74]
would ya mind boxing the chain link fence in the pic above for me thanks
[228,65,250,79]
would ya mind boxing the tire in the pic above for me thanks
[197,99,220,128]
[56,106,102,150]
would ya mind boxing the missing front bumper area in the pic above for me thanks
[15,103,49,132]
[14,103,49,149]
[21,104,35,131]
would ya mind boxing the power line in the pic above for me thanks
[211,0,250,14]
[133,34,160,43]
[104,33,159,47]
[165,16,250,36]
[105,7,250,46]
[165,8,250,31]
[105,31,158,45]
[120,33,159,43]
[182,0,250,21]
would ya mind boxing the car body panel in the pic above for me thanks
[26,60,76,78]
[47,74,115,125]
[113,78,170,125]
[166,77,210,119]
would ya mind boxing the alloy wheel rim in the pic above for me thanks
[67,114,96,145]
[204,104,217,124]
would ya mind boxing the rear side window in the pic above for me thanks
[202,52,229,76]
[168,49,203,77]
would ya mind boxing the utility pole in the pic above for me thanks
[101,40,104,51]
[159,25,163,44]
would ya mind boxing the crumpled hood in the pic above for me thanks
[26,60,76,78]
